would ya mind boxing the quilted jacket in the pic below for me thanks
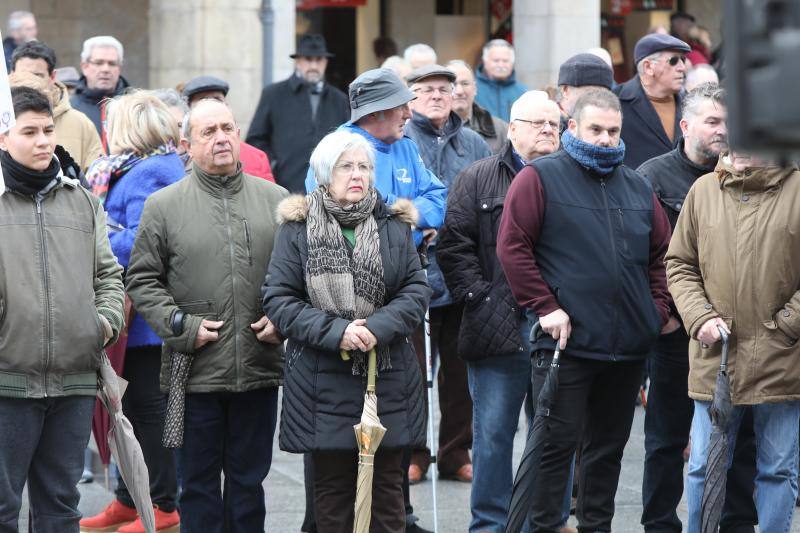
[262,194,431,452]
[437,140,526,360]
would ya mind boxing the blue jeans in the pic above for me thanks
[0,396,94,533]
[177,388,278,533]
[687,400,800,533]
[467,349,532,533]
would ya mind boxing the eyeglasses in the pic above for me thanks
[87,59,121,68]
[663,55,687,67]
[412,86,453,97]
[514,118,559,131]
[334,162,372,175]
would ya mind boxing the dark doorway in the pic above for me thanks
[298,7,357,93]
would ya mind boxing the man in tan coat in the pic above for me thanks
[666,152,800,533]
[11,40,103,169]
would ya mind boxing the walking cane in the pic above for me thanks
[418,244,439,533]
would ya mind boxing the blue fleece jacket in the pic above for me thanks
[305,123,447,245]
[105,152,185,347]
[474,66,528,122]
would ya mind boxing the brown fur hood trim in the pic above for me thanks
[277,194,418,227]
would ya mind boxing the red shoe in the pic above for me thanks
[79,500,137,532]
[118,507,180,533]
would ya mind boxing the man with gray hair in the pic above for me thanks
[438,90,562,532]
[474,39,527,122]
[447,59,508,153]
[71,35,129,148]
[614,33,691,168]
[685,63,719,91]
[3,10,36,70]
[636,83,758,533]
[403,43,437,70]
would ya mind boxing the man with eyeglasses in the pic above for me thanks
[71,35,129,151]
[613,34,691,168]
[446,60,508,154]
[438,90,564,533]
[403,64,491,488]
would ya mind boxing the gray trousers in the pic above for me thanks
[0,396,95,533]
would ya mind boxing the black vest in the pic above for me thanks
[531,150,661,361]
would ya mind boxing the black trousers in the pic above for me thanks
[529,351,643,533]
[116,345,178,512]
[641,329,758,533]
[312,449,405,533]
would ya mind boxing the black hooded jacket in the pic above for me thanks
[70,76,130,137]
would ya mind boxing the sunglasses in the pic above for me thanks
[664,55,687,66]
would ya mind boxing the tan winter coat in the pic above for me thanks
[52,81,104,170]
[666,156,800,404]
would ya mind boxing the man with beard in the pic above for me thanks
[614,34,691,169]
[497,89,673,531]
[71,35,129,151]
[637,83,758,533]
[247,34,350,193]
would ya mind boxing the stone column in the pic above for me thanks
[149,0,276,133]
[513,0,601,91]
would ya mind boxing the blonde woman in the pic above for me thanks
[80,90,182,533]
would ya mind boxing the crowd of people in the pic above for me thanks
[1,7,799,533]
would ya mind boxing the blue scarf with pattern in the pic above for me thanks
[561,130,625,175]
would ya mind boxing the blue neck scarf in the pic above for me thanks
[561,130,625,176]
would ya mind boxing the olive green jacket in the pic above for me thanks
[0,176,125,398]
[666,156,800,404]
[126,164,288,393]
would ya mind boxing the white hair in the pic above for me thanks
[636,51,662,76]
[403,43,437,64]
[586,47,613,69]
[310,130,376,187]
[509,90,551,121]
[445,59,473,77]
[80,35,124,64]
[482,39,515,63]
[381,55,411,72]
[152,88,188,114]
[685,64,719,92]
[7,11,34,32]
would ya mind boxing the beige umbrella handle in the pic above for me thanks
[367,349,377,393]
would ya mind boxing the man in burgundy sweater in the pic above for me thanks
[496,88,674,532]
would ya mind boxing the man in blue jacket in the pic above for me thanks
[474,39,528,122]
[305,67,445,533]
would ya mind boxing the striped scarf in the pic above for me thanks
[305,186,389,375]
[85,142,176,204]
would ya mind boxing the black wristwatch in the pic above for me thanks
[171,310,186,336]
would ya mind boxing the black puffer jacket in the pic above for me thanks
[262,194,431,452]
[437,141,526,360]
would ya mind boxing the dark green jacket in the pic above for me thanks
[0,175,125,398]
[126,164,288,393]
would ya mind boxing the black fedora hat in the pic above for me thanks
[290,34,335,59]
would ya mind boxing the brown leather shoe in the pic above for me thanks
[408,463,426,484]
[442,463,473,482]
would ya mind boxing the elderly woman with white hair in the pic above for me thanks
[263,129,430,533]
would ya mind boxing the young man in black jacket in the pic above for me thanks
[637,83,758,533]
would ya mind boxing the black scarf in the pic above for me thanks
[1,149,61,196]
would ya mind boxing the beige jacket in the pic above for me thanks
[666,156,800,404]
[52,81,104,170]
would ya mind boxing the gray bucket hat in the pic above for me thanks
[348,68,416,124]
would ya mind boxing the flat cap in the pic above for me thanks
[182,75,230,100]
[405,64,456,84]
[557,53,613,89]
[348,68,416,124]
[634,34,691,66]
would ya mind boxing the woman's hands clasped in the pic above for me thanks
[340,318,377,352]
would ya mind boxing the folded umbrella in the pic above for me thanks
[701,326,732,533]
[162,351,194,449]
[505,321,563,533]
[352,348,387,533]
[97,352,155,533]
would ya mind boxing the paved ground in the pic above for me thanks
[20,393,800,532]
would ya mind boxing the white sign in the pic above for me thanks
[0,31,14,135]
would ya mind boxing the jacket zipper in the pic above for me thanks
[35,197,52,396]
[600,180,620,361]
[221,183,241,388]
[243,219,253,266]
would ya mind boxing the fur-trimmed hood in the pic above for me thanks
[277,194,418,227]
